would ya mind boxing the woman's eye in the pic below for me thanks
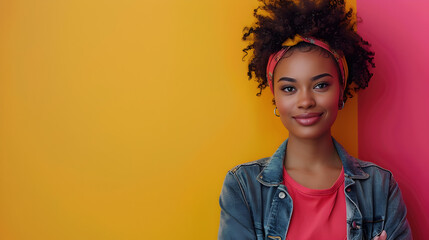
[315,82,329,89]
[282,86,295,92]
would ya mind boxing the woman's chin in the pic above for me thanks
[286,127,332,140]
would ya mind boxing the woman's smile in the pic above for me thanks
[292,112,324,126]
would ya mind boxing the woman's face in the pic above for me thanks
[273,49,341,140]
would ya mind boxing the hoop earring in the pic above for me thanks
[274,107,280,117]
[339,101,345,110]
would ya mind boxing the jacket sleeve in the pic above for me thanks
[218,171,256,240]
[384,175,413,240]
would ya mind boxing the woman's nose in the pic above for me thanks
[297,90,316,109]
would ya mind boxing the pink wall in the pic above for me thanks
[357,1,429,239]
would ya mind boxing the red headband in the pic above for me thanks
[266,35,348,94]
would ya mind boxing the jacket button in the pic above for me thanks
[279,192,286,199]
[346,187,351,192]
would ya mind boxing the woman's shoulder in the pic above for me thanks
[228,157,271,175]
[220,158,271,199]
[353,157,393,176]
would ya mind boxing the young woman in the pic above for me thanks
[218,0,412,239]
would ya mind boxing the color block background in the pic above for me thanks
[357,0,429,239]
[0,0,426,239]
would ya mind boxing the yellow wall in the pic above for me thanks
[0,0,356,239]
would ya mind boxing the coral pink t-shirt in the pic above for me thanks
[283,166,347,240]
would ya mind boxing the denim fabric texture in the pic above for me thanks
[218,138,412,240]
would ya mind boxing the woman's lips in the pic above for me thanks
[293,112,323,126]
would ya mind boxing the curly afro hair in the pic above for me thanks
[242,0,375,103]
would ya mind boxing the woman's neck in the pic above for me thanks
[284,133,342,171]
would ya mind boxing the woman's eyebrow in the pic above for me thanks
[278,73,333,82]
[311,73,333,81]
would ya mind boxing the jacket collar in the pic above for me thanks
[256,137,369,186]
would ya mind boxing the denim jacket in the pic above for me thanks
[218,138,412,240]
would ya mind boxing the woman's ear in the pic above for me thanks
[338,87,344,110]
[338,100,345,110]
[338,91,344,110]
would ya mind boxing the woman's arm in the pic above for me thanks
[218,171,256,240]
[384,176,413,240]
